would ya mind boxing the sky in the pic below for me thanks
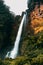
[4,0,28,15]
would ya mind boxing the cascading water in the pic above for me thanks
[5,12,27,59]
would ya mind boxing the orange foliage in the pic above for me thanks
[30,4,43,34]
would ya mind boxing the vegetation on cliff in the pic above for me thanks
[0,0,21,58]
[0,54,43,65]
[0,0,43,65]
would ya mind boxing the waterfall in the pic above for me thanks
[5,13,27,59]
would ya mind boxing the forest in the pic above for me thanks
[0,0,43,65]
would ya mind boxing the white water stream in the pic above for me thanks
[5,13,27,59]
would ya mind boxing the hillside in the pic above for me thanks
[0,0,43,65]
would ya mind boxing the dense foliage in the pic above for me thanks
[0,0,21,58]
[0,54,43,65]
[0,0,43,65]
